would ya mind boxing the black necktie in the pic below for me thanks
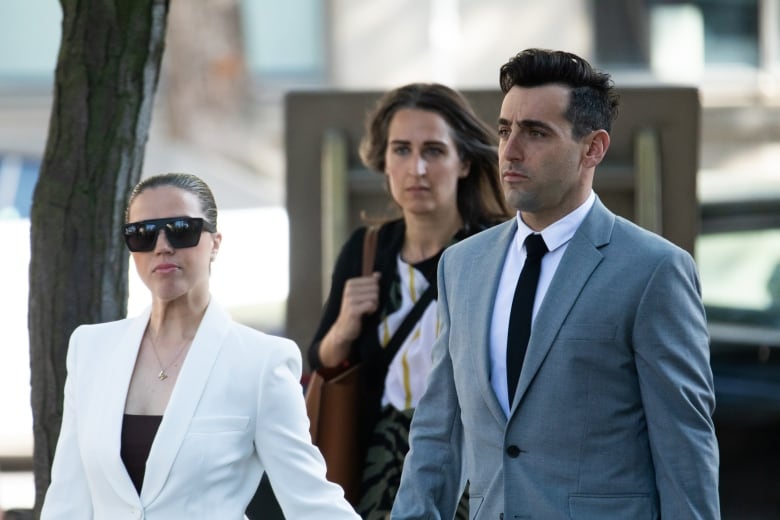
[506,233,548,404]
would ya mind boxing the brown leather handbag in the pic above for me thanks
[304,226,378,506]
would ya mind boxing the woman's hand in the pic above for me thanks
[337,273,381,340]
[319,272,380,367]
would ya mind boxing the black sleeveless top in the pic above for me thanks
[120,414,162,494]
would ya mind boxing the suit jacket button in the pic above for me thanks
[506,445,521,458]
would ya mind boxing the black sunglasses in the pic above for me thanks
[122,216,216,252]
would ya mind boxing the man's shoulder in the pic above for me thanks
[610,215,692,261]
[450,218,514,254]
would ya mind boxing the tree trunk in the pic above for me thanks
[28,0,169,515]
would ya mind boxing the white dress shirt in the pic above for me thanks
[490,191,596,416]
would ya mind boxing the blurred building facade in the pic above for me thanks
[3,1,780,196]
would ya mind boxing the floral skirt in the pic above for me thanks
[357,405,468,520]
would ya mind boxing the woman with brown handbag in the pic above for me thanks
[308,83,511,519]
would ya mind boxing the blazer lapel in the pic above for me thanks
[511,199,615,411]
[96,308,151,505]
[140,299,232,506]
[467,220,517,425]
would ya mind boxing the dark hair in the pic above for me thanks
[125,172,218,230]
[499,48,620,138]
[359,83,510,230]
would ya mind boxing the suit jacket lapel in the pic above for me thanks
[511,199,615,411]
[97,308,151,505]
[468,219,517,425]
[140,299,232,506]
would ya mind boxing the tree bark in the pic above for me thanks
[28,0,169,515]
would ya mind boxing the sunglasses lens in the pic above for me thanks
[123,217,206,252]
[165,218,203,248]
[123,222,159,252]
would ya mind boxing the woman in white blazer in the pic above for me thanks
[41,173,359,519]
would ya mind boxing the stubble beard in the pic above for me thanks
[504,186,537,213]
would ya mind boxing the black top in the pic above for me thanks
[308,218,492,457]
[121,414,162,494]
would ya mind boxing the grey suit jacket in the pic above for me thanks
[392,198,720,519]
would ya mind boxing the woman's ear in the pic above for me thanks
[582,129,610,168]
[210,232,222,261]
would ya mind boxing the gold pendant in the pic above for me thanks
[158,370,168,381]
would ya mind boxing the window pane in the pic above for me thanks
[596,0,760,69]
[0,155,40,219]
[0,1,60,81]
[698,0,759,65]
[240,0,325,82]
[697,228,780,327]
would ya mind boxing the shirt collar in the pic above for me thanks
[514,190,596,253]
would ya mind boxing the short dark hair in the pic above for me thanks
[499,48,619,138]
[126,172,218,230]
[360,83,510,230]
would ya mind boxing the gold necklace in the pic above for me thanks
[148,332,192,381]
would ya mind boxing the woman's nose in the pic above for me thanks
[413,156,426,176]
[154,229,174,253]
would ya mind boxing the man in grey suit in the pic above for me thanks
[391,49,720,519]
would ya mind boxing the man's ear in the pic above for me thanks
[582,129,610,168]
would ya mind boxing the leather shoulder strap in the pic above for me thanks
[362,226,379,276]
[360,223,437,364]
[382,284,435,363]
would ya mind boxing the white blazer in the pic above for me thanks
[41,299,359,519]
